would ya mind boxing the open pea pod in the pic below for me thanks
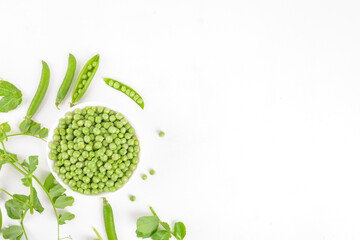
[71,54,100,107]
[103,78,144,109]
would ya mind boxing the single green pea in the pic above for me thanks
[129,164,137,170]
[125,170,132,177]
[111,154,119,161]
[109,115,116,122]
[60,167,66,174]
[102,113,109,121]
[94,141,102,149]
[115,182,122,189]
[98,182,105,189]
[95,116,102,123]
[100,155,108,162]
[132,157,139,164]
[93,128,101,135]
[141,174,147,180]
[104,162,112,170]
[121,176,129,183]
[158,131,165,137]
[82,127,90,135]
[114,138,121,145]
[83,176,90,183]
[109,143,117,151]
[106,180,114,187]
[129,195,136,202]
[125,160,131,167]
[108,126,117,134]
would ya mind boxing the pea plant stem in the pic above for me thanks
[0,188,31,208]
[93,227,104,240]
[29,176,34,214]
[20,210,29,240]
[7,133,46,142]
[1,141,6,152]
[0,188,14,198]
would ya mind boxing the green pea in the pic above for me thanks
[132,157,139,164]
[102,114,109,121]
[93,128,101,135]
[115,182,122,189]
[119,149,127,155]
[109,115,116,122]
[106,180,114,187]
[129,195,136,201]
[108,126,117,134]
[124,170,131,178]
[141,174,147,180]
[129,164,137,170]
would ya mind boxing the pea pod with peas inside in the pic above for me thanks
[103,78,144,109]
[70,54,100,107]
[26,61,50,119]
[55,53,77,109]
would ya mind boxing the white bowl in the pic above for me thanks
[46,101,141,198]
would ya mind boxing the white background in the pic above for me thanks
[0,0,360,239]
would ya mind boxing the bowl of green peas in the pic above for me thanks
[47,102,140,196]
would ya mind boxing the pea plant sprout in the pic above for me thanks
[0,77,75,240]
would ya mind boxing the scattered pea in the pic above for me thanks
[149,169,156,175]
[158,131,165,137]
[130,195,136,202]
[141,174,147,180]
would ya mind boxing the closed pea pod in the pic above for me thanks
[26,61,50,119]
[71,54,100,107]
[102,198,118,240]
[103,78,144,109]
[56,54,77,109]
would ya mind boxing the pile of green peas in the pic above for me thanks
[48,106,140,195]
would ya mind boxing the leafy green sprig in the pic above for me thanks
[0,122,75,240]
[136,207,186,240]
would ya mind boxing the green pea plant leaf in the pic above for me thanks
[136,207,187,240]
[0,79,22,113]
[0,122,11,142]
[2,225,23,240]
[43,174,75,225]
[19,119,48,141]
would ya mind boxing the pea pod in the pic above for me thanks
[70,54,100,107]
[55,54,77,109]
[102,198,118,240]
[103,78,144,109]
[0,208,2,230]
[26,61,50,119]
